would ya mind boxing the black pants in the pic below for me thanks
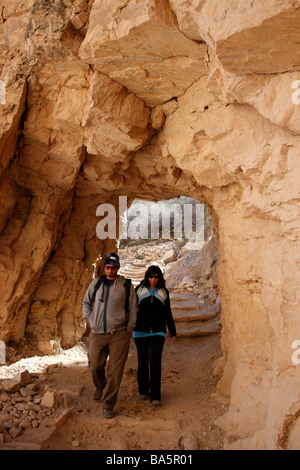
[134,335,165,402]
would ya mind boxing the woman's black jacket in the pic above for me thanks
[134,284,176,337]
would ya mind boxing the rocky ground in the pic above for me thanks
[0,333,227,451]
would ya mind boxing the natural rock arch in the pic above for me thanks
[0,0,300,450]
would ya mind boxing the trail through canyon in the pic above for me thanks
[41,333,226,451]
[0,331,226,450]
[1,0,300,449]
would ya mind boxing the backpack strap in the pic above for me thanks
[124,278,131,314]
[92,275,106,302]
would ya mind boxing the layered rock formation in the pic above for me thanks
[1,0,300,450]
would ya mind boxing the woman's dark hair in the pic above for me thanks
[141,265,165,289]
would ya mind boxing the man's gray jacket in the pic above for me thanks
[82,275,137,335]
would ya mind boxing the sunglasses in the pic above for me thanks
[148,275,159,279]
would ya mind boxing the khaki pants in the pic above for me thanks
[88,330,131,410]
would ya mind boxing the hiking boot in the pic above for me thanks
[93,388,103,401]
[139,394,149,401]
[102,408,114,419]
[151,400,161,407]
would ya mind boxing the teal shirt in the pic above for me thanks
[133,331,166,338]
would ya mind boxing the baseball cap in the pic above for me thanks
[103,253,120,269]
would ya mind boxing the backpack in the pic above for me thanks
[92,275,132,313]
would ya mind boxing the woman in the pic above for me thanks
[133,265,176,406]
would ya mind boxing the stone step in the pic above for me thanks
[171,306,212,314]
[119,267,145,273]
[174,307,221,338]
[172,304,202,311]
[172,303,219,315]
[170,295,221,316]
[176,328,220,339]
[169,293,203,303]
[175,316,221,336]
[119,272,144,279]
[173,312,218,323]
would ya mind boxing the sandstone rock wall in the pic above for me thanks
[1,0,300,449]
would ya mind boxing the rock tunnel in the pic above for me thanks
[0,0,300,450]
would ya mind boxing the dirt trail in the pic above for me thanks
[1,278,226,450]
[39,333,226,451]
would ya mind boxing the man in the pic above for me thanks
[82,253,137,419]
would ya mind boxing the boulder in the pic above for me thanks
[1,370,32,393]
